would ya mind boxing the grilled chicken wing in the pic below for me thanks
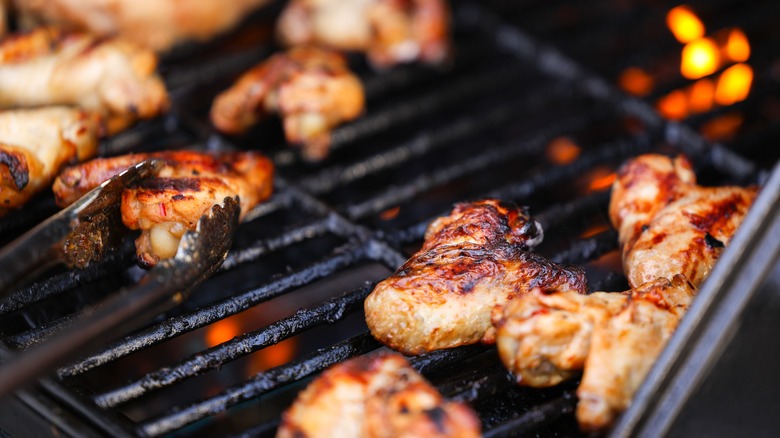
[211,46,364,161]
[0,107,101,216]
[0,27,168,133]
[53,150,273,267]
[12,0,271,53]
[493,276,696,432]
[278,352,480,438]
[277,0,451,69]
[609,154,757,288]
[364,200,587,355]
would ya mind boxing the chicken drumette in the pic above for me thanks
[610,154,757,288]
[364,199,587,355]
[11,0,271,53]
[278,352,480,438]
[0,106,101,216]
[493,276,696,432]
[211,47,364,161]
[53,150,273,267]
[0,27,168,133]
[277,0,450,69]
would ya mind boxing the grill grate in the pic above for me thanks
[0,0,777,436]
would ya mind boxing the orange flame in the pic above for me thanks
[619,67,654,97]
[379,206,401,220]
[688,78,716,113]
[724,28,750,62]
[715,63,753,106]
[667,6,705,43]
[546,137,581,165]
[701,113,744,142]
[247,339,297,376]
[657,89,689,120]
[588,171,616,192]
[681,37,720,79]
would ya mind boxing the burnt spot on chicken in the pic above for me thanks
[0,148,30,190]
[704,232,725,249]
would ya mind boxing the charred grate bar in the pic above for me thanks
[0,0,776,437]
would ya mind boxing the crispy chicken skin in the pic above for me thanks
[12,0,271,52]
[211,46,364,161]
[493,276,696,432]
[0,107,101,216]
[277,0,451,69]
[364,200,587,355]
[277,352,480,438]
[0,27,168,133]
[53,150,273,267]
[609,154,757,288]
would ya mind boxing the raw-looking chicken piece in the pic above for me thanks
[53,150,273,267]
[0,27,168,133]
[277,352,481,438]
[364,199,587,355]
[609,154,757,288]
[0,106,101,216]
[11,0,271,52]
[493,276,696,432]
[211,46,364,161]
[277,0,451,68]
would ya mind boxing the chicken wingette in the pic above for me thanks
[211,46,364,161]
[493,276,696,432]
[277,0,451,69]
[0,107,101,216]
[277,352,480,438]
[364,199,587,355]
[11,0,271,52]
[53,150,273,267]
[610,154,757,288]
[0,27,168,133]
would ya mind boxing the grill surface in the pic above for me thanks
[0,0,778,436]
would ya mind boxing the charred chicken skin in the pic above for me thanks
[609,154,757,288]
[0,27,168,133]
[11,0,271,53]
[211,46,364,161]
[0,106,101,216]
[277,0,451,69]
[53,150,273,267]
[493,276,696,432]
[277,352,480,438]
[364,200,587,355]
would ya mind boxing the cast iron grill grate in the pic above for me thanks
[0,0,777,436]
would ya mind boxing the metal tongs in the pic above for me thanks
[0,161,240,397]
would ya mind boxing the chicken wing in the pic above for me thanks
[277,0,451,69]
[211,46,364,161]
[0,106,101,216]
[278,352,480,438]
[493,276,696,432]
[364,200,587,355]
[609,154,757,288]
[53,150,273,267]
[0,27,168,133]
[12,0,271,53]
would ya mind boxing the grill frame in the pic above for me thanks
[0,0,777,436]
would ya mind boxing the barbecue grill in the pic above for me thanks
[1,0,778,436]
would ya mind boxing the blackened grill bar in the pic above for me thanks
[0,0,777,437]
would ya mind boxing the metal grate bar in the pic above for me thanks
[483,392,577,438]
[535,190,612,231]
[344,114,594,219]
[94,283,375,408]
[139,332,381,437]
[549,229,619,265]
[55,247,365,378]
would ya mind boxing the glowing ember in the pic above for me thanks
[681,37,720,79]
[205,318,242,347]
[588,170,616,192]
[715,63,753,106]
[379,206,401,220]
[246,339,297,376]
[667,6,705,43]
[657,89,689,120]
[580,224,610,239]
[546,136,581,165]
[725,28,750,63]
[701,113,744,142]
[688,78,716,113]
[619,67,654,97]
